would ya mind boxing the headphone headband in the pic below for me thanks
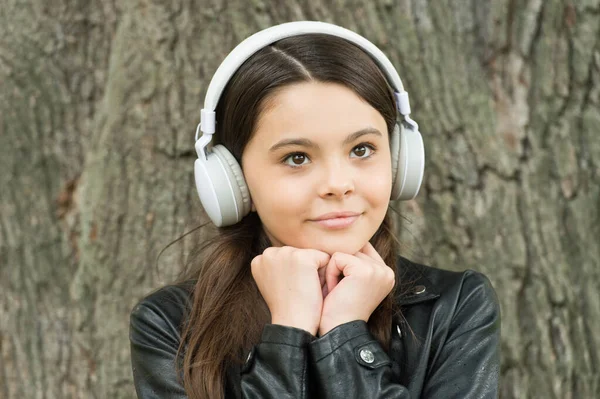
[196,21,414,145]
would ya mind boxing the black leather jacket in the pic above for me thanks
[129,257,501,398]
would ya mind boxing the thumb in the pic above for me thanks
[306,249,331,270]
[325,256,343,294]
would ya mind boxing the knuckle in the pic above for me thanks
[280,246,294,258]
[250,256,261,272]
[264,247,281,260]
[361,266,375,278]
[290,249,306,264]
[385,269,396,287]
[386,267,395,279]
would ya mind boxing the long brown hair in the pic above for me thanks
[173,33,402,399]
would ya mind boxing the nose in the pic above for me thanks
[319,159,355,198]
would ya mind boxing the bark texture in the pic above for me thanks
[1,1,598,398]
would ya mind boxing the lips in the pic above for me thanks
[312,211,362,221]
[311,212,362,229]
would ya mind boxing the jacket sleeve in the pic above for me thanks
[129,301,188,398]
[240,324,315,399]
[129,295,315,398]
[308,271,501,398]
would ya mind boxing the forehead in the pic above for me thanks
[252,82,387,144]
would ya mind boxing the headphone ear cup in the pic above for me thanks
[194,145,252,227]
[390,122,425,200]
[212,145,252,214]
[390,123,401,193]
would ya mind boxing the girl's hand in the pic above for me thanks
[251,246,330,336]
[318,242,395,336]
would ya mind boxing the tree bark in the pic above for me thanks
[0,0,598,398]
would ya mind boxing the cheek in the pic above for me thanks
[362,159,393,203]
[254,192,311,248]
[247,174,317,247]
[247,172,312,223]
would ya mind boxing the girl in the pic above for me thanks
[129,21,501,399]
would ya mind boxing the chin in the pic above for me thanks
[304,236,367,256]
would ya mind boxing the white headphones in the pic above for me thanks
[194,21,425,227]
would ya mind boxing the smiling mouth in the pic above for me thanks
[311,214,361,229]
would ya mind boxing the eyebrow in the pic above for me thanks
[268,127,383,153]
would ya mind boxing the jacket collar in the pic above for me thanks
[395,257,441,306]
[396,286,440,306]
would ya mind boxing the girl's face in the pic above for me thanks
[241,82,392,255]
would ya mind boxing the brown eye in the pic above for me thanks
[283,153,310,167]
[350,144,374,158]
[353,145,367,157]
[292,154,306,164]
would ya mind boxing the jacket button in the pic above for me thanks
[412,285,426,295]
[359,349,375,364]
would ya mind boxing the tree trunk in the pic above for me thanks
[1,1,598,398]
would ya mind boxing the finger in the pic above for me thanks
[318,262,327,287]
[306,250,332,296]
[298,248,331,269]
[356,251,395,282]
[358,242,385,264]
[321,280,329,298]
[262,246,278,256]
[355,251,386,267]
[325,252,360,293]
[250,255,262,275]
[325,256,340,294]
[354,251,375,263]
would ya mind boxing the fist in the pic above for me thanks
[319,242,395,336]
[251,246,330,335]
